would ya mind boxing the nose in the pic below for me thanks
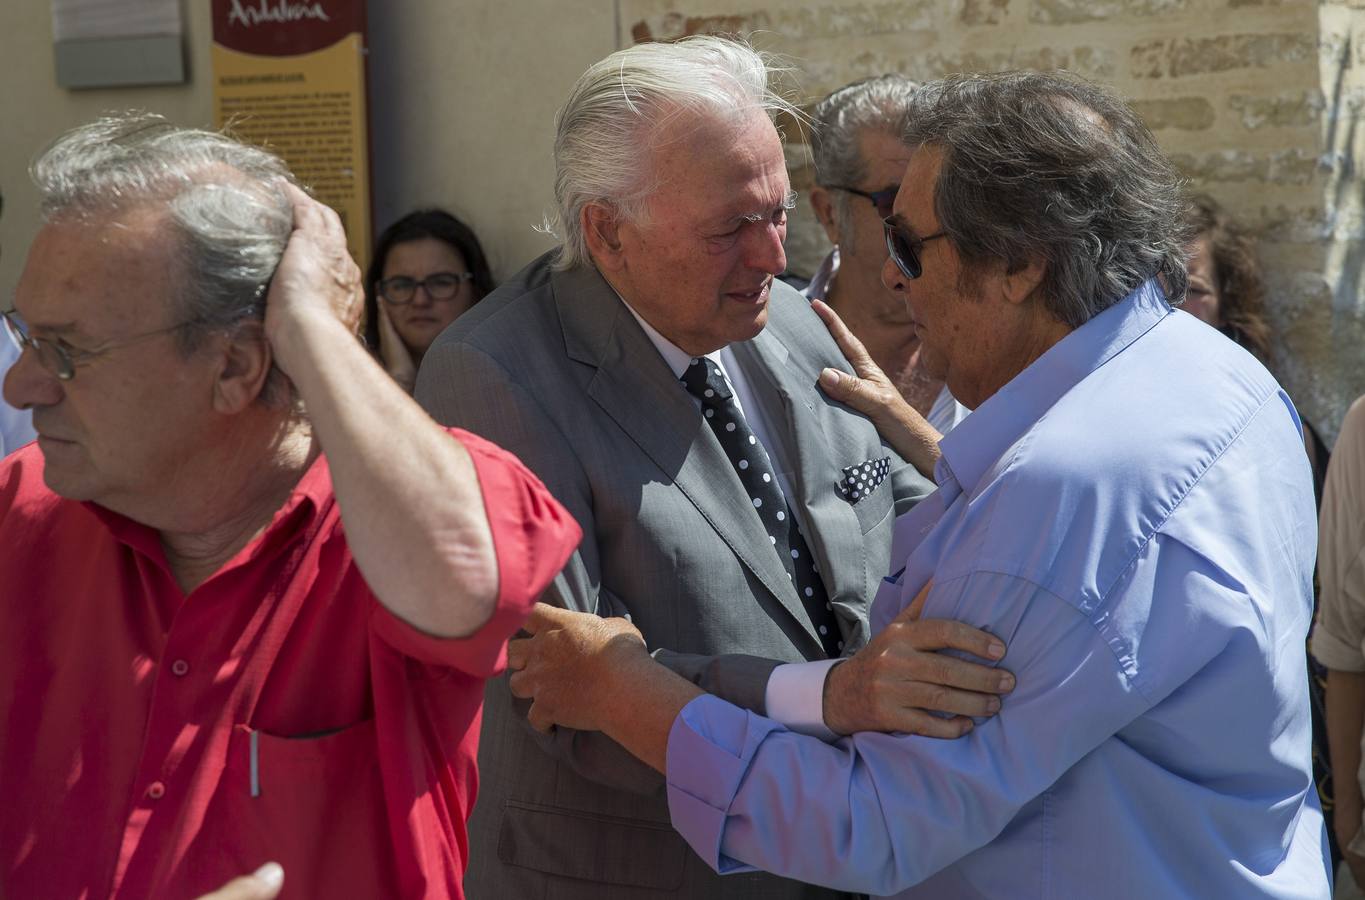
[743,220,787,276]
[881,254,907,295]
[409,283,436,307]
[3,344,63,412]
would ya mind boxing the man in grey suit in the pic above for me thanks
[416,36,1010,899]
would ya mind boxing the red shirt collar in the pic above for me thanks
[80,451,337,586]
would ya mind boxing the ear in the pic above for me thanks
[211,322,273,415]
[808,186,841,246]
[582,202,626,273]
[1001,256,1047,306]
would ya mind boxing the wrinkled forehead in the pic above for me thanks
[890,144,945,226]
[643,105,789,212]
[16,206,180,336]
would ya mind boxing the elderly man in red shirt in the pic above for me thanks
[0,114,580,899]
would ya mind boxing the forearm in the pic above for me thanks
[275,312,498,637]
[536,650,780,786]
[652,649,784,713]
[599,654,705,773]
[1327,668,1365,845]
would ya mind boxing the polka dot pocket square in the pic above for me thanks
[839,456,891,504]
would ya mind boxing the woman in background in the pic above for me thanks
[1185,194,1331,489]
[364,208,495,391]
[1185,194,1274,363]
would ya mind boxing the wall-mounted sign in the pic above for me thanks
[211,0,371,270]
[52,0,185,89]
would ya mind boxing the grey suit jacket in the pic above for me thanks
[416,253,932,899]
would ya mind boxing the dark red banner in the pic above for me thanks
[211,0,362,56]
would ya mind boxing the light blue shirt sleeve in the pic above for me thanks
[666,553,1231,895]
[0,338,35,456]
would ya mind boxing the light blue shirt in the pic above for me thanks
[0,337,35,456]
[665,282,1330,898]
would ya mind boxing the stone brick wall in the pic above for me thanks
[622,0,1365,438]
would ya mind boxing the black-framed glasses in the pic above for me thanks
[829,184,898,219]
[377,272,473,305]
[0,309,200,382]
[884,219,948,281]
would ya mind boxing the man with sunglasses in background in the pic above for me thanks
[805,76,968,440]
[0,114,581,899]
[507,70,1330,898]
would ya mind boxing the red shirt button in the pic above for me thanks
[146,781,165,800]
[170,659,189,677]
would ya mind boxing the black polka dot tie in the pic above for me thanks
[681,357,842,657]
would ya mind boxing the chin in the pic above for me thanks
[40,466,97,502]
[729,305,769,343]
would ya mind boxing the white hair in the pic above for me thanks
[548,35,798,270]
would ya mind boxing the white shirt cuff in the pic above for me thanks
[763,659,842,741]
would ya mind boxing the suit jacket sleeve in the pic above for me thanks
[417,339,785,793]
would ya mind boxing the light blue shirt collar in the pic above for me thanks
[936,280,1172,499]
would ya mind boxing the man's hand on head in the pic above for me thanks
[823,582,1015,737]
[508,604,651,734]
[262,182,364,378]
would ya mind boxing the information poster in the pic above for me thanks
[211,0,371,270]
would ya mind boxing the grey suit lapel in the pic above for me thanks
[733,328,869,644]
[552,265,824,652]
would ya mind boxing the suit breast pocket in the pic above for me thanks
[851,472,894,535]
[840,456,894,535]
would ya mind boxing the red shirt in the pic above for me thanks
[0,430,580,899]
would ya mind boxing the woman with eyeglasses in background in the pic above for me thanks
[364,208,495,392]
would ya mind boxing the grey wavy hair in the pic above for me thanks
[549,35,798,271]
[811,74,919,249]
[31,111,296,404]
[902,71,1190,326]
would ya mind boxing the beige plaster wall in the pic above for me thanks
[624,0,1363,437]
[0,0,216,300]
[0,0,1358,434]
[366,0,617,280]
[0,0,618,295]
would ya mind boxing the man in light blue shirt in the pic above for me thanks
[506,70,1330,898]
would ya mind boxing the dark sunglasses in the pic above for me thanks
[829,184,898,219]
[883,219,947,280]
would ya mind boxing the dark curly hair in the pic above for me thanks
[1186,194,1273,366]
